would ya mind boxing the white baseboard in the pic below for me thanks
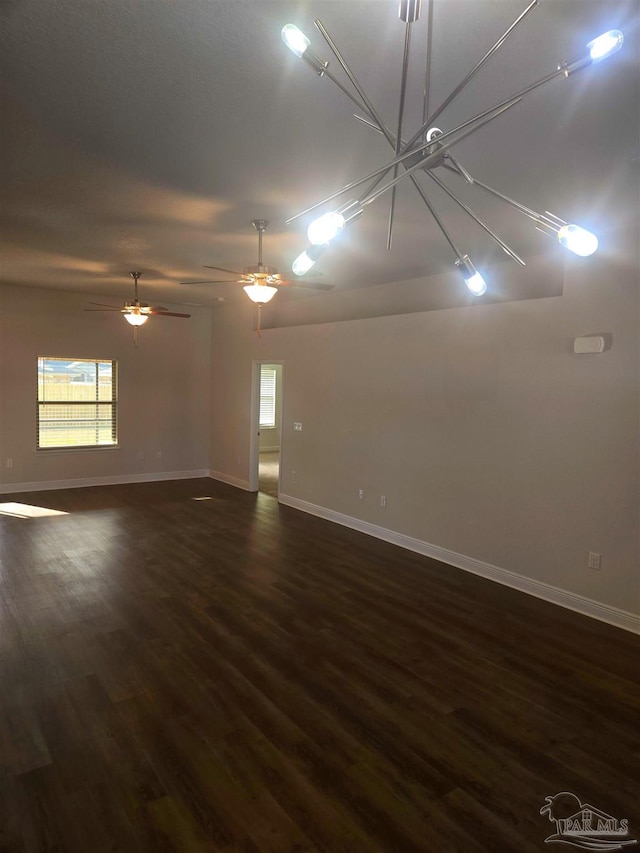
[278,494,640,635]
[0,469,210,494]
[208,470,251,491]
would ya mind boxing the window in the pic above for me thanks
[37,357,117,449]
[259,365,277,429]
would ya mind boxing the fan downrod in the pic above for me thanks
[251,220,269,267]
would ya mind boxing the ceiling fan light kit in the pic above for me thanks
[123,304,150,326]
[281,0,624,295]
[243,283,279,304]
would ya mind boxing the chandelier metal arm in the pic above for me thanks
[319,65,370,116]
[351,115,419,199]
[441,163,569,241]
[534,210,570,238]
[452,170,545,224]
[313,17,404,209]
[307,10,533,244]
[422,0,434,130]
[354,45,586,210]
[387,21,414,249]
[296,12,580,231]
[426,171,526,265]
[406,173,463,257]
[315,11,458,251]
[360,98,521,208]
[335,81,479,256]
[346,91,482,262]
[445,153,474,185]
[353,113,397,139]
[314,18,397,146]
[402,0,541,156]
[286,94,521,224]
[353,114,419,199]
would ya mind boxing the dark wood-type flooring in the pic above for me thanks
[259,453,279,499]
[0,478,638,852]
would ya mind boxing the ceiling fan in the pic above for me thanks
[181,219,334,334]
[181,217,333,294]
[85,271,191,346]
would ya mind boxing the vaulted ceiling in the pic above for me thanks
[2,0,639,310]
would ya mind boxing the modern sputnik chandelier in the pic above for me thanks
[282,1,624,295]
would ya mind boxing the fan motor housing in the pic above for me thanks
[243,264,279,276]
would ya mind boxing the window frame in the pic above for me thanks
[36,356,118,451]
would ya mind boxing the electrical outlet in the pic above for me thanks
[294,422,302,431]
[6,458,12,468]
[588,551,601,570]
[358,489,364,499]
[380,495,387,507]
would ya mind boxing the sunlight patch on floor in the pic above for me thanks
[0,502,69,519]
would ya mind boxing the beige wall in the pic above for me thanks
[0,284,212,487]
[209,250,639,616]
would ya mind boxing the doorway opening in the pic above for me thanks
[251,362,283,497]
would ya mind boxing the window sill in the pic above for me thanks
[36,446,121,454]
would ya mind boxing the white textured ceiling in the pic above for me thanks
[2,0,639,309]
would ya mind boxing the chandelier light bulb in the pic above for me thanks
[455,255,487,296]
[587,30,624,63]
[307,211,345,245]
[557,224,599,257]
[243,283,278,304]
[292,250,316,276]
[292,243,327,276]
[124,311,148,326]
[281,24,310,58]
[464,272,487,296]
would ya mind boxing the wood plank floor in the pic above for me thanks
[0,479,638,852]
[259,453,279,499]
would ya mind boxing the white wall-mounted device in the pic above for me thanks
[573,335,606,354]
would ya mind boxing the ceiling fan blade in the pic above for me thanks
[84,307,123,312]
[203,264,245,276]
[149,311,191,318]
[180,278,237,284]
[148,305,169,312]
[87,301,122,308]
[279,280,335,291]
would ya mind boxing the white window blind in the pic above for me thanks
[259,366,277,428]
[37,357,118,449]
